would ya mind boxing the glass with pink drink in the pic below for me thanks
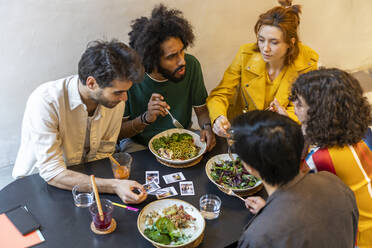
[89,199,114,230]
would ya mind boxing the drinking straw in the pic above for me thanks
[112,202,139,212]
[90,175,104,221]
[108,154,121,168]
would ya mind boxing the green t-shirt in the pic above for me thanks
[124,54,208,145]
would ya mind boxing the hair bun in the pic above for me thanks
[278,0,292,7]
[278,0,302,15]
[291,4,302,14]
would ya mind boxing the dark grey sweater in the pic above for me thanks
[238,171,358,248]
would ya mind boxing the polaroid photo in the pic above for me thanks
[145,171,160,184]
[162,172,186,184]
[156,186,178,199]
[179,181,195,196]
[143,181,161,194]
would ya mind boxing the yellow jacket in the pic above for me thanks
[207,42,318,123]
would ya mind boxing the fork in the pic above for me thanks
[165,108,184,128]
[226,129,235,161]
[226,138,234,161]
[219,187,245,201]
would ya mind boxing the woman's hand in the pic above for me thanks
[268,98,288,116]
[245,196,266,214]
[212,115,231,137]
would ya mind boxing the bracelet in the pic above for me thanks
[202,122,211,130]
[140,112,147,126]
[142,112,152,125]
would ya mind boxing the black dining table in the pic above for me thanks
[0,138,266,248]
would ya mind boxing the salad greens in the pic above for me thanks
[210,157,259,189]
[144,217,185,245]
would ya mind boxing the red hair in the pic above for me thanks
[254,0,302,65]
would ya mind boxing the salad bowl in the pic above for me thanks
[137,199,205,248]
[205,153,263,196]
[149,128,206,166]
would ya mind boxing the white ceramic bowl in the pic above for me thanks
[148,128,206,165]
[137,199,205,248]
[205,153,263,195]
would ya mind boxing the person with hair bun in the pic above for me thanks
[207,0,318,137]
[290,68,372,247]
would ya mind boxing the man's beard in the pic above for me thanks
[157,64,186,83]
[92,91,120,109]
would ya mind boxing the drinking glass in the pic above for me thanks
[199,194,221,220]
[111,152,132,179]
[72,184,94,208]
[89,199,114,231]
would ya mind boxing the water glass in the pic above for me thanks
[89,199,114,231]
[111,152,132,179]
[199,194,221,220]
[72,184,94,208]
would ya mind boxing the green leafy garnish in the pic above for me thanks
[144,217,183,245]
[210,157,260,189]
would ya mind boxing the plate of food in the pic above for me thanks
[205,153,262,196]
[137,199,205,248]
[149,128,206,166]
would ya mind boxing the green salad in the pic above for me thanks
[152,133,200,160]
[144,217,186,245]
[210,157,259,189]
[143,204,196,245]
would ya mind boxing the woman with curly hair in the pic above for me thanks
[290,68,372,247]
[207,0,318,137]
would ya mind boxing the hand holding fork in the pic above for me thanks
[146,93,184,128]
[145,93,170,123]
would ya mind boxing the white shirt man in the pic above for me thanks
[12,40,147,204]
[13,75,123,181]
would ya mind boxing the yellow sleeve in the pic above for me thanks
[287,51,318,124]
[304,61,318,73]
[206,46,244,123]
[286,100,300,123]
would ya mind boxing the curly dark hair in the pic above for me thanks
[254,0,302,66]
[128,4,195,73]
[78,40,144,88]
[232,110,303,186]
[290,68,372,148]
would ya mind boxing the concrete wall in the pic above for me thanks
[1,0,372,167]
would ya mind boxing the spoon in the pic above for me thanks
[165,108,184,128]
[219,187,245,201]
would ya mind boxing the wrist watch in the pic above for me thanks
[202,122,211,130]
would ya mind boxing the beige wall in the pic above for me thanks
[1,0,371,167]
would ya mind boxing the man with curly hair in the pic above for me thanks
[118,4,216,152]
[289,68,372,247]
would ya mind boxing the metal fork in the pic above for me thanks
[165,108,184,128]
[226,129,235,161]
[219,187,245,201]
[226,138,234,161]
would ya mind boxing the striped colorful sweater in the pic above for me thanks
[305,128,372,247]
